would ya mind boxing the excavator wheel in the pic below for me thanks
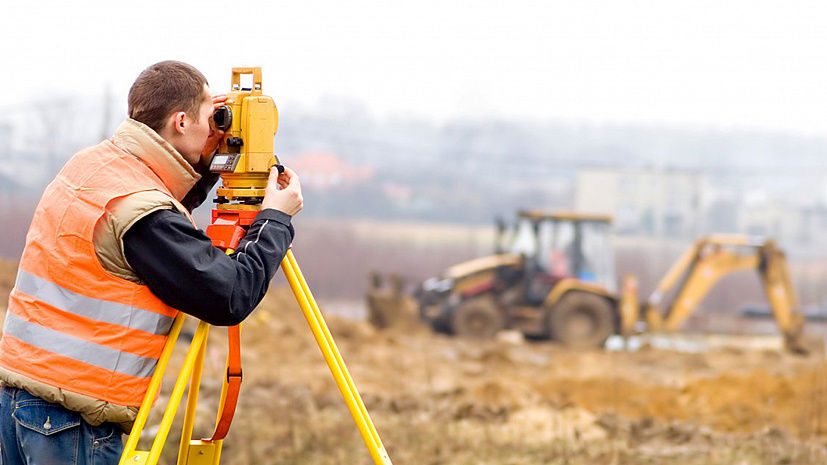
[547,292,615,349]
[451,297,505,339]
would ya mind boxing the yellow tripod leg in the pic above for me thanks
[281,249,393,465]
[177,324,211,465]
[184,323,241,465]
[120,313,185,465]
[120,319,211,465]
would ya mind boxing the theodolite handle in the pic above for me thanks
[232,67,263,92]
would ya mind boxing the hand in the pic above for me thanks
[200,94,229,164]
[262,166,303,216]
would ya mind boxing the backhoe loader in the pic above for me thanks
[379,211,806,351]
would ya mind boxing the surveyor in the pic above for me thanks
[0,60,303,465]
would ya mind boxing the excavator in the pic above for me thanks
[373,210,807,352]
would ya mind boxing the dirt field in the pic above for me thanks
[2,260,827,464]
[154,289,827,465]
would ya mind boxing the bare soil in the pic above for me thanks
[2,260,827,464]
[160,289,827,465]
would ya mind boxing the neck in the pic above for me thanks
[156,124,194,166]
[156,125,178,149]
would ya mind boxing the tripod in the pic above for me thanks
[118,206,393,465]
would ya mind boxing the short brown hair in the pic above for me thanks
[128,61,209,132]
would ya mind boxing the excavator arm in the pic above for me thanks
[636,235,806,353]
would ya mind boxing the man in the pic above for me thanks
[0,61,303,465]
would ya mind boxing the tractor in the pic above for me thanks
[417,211,622,349]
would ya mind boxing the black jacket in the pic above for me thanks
[122,170,293,326]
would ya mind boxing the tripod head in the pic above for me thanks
[209,67,280,211]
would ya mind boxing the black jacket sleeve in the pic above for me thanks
[122,208,294,326]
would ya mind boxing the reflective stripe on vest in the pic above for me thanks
[3,312,158,379]
[13,270,174,336]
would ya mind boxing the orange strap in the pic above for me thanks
[202,208,253,442]
[203,324,242,442]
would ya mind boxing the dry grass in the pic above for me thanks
[134,288,827,465]
[0,259,16,311]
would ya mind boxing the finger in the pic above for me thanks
[280,169,300,186]
[281,167,300,186]
[276,174,290,189]
[212,95,228,109]
[268,165,282,183]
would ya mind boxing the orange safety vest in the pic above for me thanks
[0,139,194,407]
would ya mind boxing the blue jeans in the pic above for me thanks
[0,386,123,465]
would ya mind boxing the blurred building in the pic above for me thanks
[575,167,706,238]
[739,197,796,240]
[287,151,373,191]
[740,199,827,251]
[798,205,827,247]
[576,167,827,256]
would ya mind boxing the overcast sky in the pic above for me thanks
[4,0,827,134]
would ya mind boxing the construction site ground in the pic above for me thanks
[2,261,827,464]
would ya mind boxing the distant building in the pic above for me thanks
[739,197,794,240]
[576,167,827,253]
[798,205,827,247]
[739,199,827,251]
[575,167,706,238]
[287,151,373,191]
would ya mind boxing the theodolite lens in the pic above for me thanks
[213,105,233,131]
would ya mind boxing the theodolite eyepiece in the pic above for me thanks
[213,105,232,131]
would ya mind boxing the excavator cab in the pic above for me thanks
[502,211,616,304]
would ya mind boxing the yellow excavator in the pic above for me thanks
[389,211,806,352]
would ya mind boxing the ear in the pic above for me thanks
[172,111,187,135]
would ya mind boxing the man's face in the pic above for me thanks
[177,84,215,166]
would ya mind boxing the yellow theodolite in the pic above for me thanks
[119,67,393,465]
[210,67,279,205]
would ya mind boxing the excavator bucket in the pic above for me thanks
[366,272,419,330]
[783,312,809,355]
